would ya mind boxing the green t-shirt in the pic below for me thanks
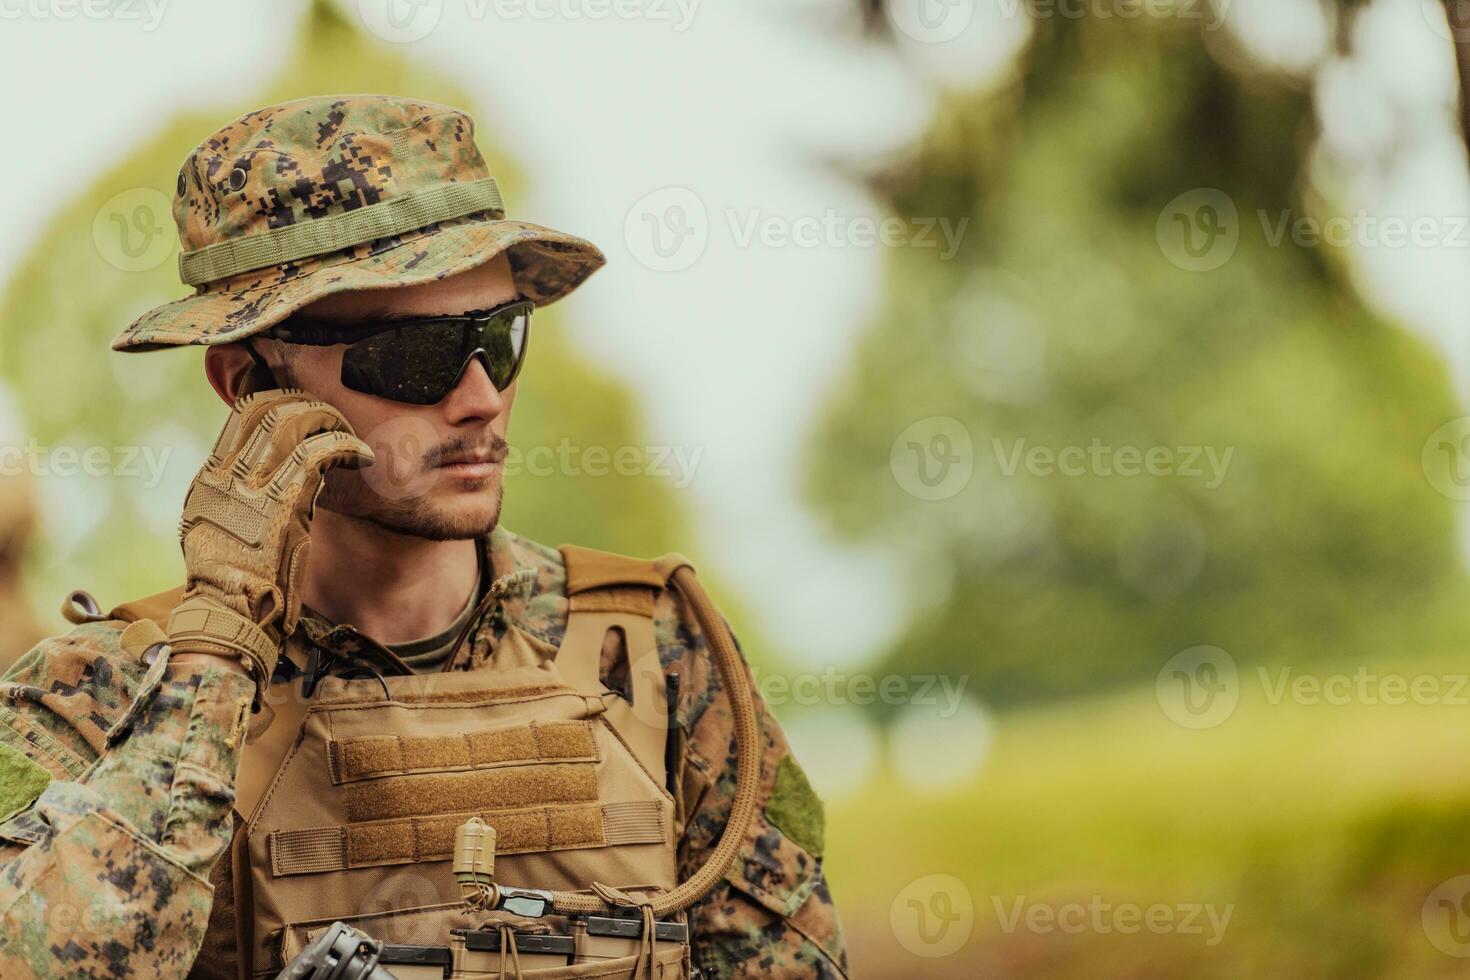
[387,573,482,672]
[301,545,486,674]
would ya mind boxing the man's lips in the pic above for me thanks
[433,443,508,476]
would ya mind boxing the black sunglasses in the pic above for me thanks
[260,300,533,405]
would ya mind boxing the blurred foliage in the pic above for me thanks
[829,667,1470,978]
[0,0,705,632]
[806,7,1470,707]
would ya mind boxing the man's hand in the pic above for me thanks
[167,389,374,687]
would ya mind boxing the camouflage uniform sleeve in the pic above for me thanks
[0,622,255,978]
[656,588,850,980]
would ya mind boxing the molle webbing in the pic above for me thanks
[570,586,657,617]
[268,801,666,876]
[328,720,598,784]
[331,682,571,706]
[343,762,599,822]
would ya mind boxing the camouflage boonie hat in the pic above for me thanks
[111,94,605,352]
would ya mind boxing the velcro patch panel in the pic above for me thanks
[329,720,599,784]
[268,800,666,876]
[343,762,600,822]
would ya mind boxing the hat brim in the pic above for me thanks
[111,216,605,352]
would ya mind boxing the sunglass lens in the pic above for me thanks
[475,308,529,389]
[341,321,466,405]
[339,307,531,405]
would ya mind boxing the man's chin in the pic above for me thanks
[318,485,502,541]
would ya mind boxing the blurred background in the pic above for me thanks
[4,0,1470,975]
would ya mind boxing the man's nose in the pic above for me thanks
[439,355,507,424]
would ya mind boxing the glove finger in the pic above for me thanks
[298,429,376,476]
[265,429,375,501]
[237,400,359,482]
[205,387,309,468]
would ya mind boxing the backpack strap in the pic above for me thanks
[557,545,694,788]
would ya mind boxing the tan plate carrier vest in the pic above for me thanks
[109,546,708,980]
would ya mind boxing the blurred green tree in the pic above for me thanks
[806,6,1470,706]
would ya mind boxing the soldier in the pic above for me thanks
[0,95,846,979]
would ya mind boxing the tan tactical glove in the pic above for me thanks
[167,389,374,691]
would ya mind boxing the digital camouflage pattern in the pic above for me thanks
[0,527,848,978]
[0,621,255,977]
[111,95,605,352]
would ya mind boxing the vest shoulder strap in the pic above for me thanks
[560,544,672,595]
[556,545,696,789]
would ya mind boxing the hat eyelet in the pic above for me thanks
[176,173,186,197]
[228,167,247,192]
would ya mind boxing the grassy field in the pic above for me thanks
[825,658,1470,978]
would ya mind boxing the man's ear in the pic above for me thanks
[204,343,268,406]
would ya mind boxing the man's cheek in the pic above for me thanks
[315,466,366,509]
[359,418,435,472]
